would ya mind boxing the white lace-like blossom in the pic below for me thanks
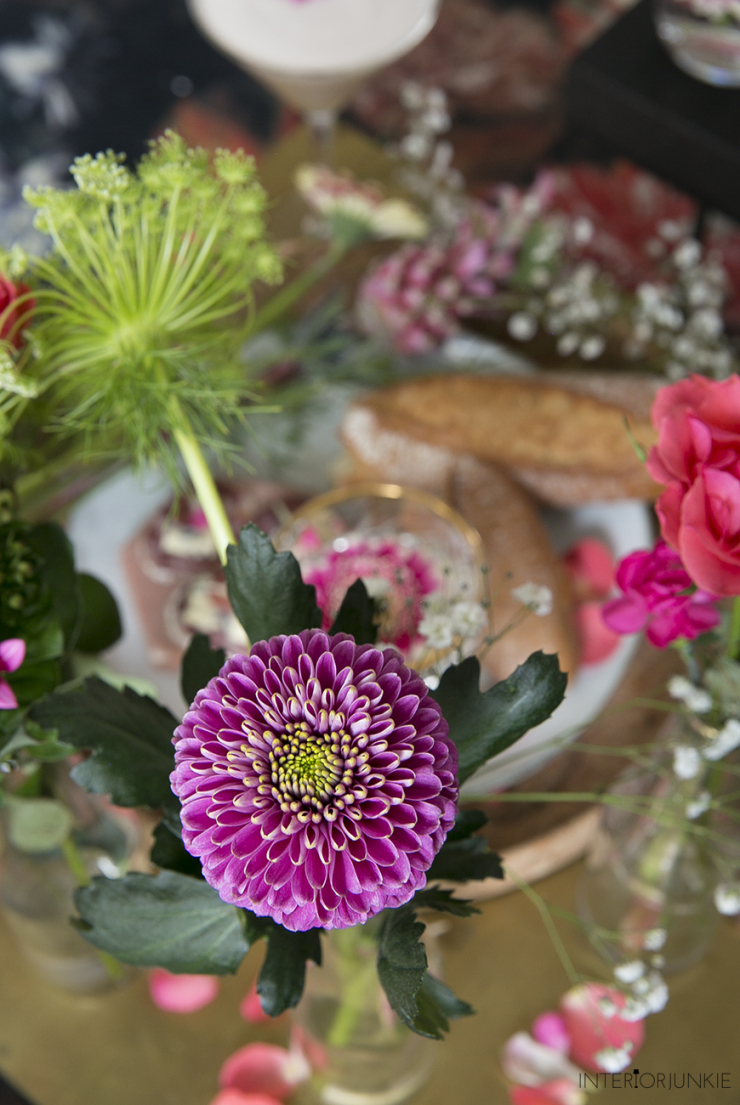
[704,719,740,761]
[686,791,711,820]
[673,745,702,780]
[643,928,667,952]
[594,1045,634,1073]
[449,601,488,640]
[417,611,455,651]
[511,582,553,617]
[667,675,713,714]
[614,960,645,984]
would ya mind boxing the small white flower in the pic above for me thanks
[580,334,605,360]
[685,687,713,714]
[643,928,667,951]
[511,582,553,617]
[572,216,593,245]
[417,612,455,651]
[644,972,669,1014]
[715,883,740,916]
[651,954,666,969]
[556,332,580,356]
[686,791,711,820]
[360,575,391,601]
[508,311,538,342]
[673,745,702,780]
[594,1045,634,1073]
[449,601,488,641]
[614,959,645,984]
[620,997,650,1022]
[598,996,618,1018]
[673,239,702,269]
[704,719,740,761]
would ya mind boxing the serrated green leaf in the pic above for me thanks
[411,887,479,917]
[30,677,179,815]
[74,871,249,974]
[225,524,322,642]
[75,573,122,653]
[180,633,225,705]
[329,579,377,645]
[150,821,203,878]
[446,809,487,841]
[413,973,474,1038]
[239,911,322,1015]
[377,906,427,1031]
[431,653,567,783]
[426,836,504,882]
[27,522,80,650]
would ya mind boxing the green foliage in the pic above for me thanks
[431,653,567,784]
[425,808,504,883]
[414,974,474,1037]
[74,870,249,974]
[150,821,203,879]
[411,886,479,918]
[241,912,322,1016]
[180,633,225,705]
[22,132,283,484]
[75,573,122,653]
[30,677,179,816]
[225,524,322,642]
[329,579,377,645]
[26,523,79,649]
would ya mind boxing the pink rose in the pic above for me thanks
[602,541,720,648]
[647,375,740,596]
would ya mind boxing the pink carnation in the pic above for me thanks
[602,541,720,648]
[304,539,437,650]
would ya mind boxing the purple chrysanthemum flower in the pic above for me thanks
[172,629,458,931]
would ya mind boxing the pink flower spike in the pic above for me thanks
[148,968,219,1013]
[532,1012,571,1054]
[209,1092,284,1105]
[0,638,25,673]
[239,981,271,1024]
[219,1043,310,1099]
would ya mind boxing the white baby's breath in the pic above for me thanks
[703,719,740,761]
[673,745,702,780]
[511,582,553,617]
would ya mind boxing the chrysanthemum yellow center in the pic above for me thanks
[265,719,361,818]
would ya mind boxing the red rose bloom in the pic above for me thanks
[647,375,740,596]
[0,275,34,349]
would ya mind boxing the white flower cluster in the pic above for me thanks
[684,0,740,23]
[418,600,488,651]
[612,959,669,1022]
[395,83,466,230]
[668,675,713,713]
[714,882,740,915]
[511,582,553,617]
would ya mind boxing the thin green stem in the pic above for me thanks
[728,596,740,661]
[61,836,124,982]
[173,424,236,567]
[249,244,346,336]
[506,870,581,987]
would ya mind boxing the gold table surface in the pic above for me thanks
[2,861,740,1105]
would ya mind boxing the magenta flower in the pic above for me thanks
[171,630,458,931]
[304,539,437,650]
[601,542,720,648]
[0,638,25,709]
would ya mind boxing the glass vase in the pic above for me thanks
[578,730,720,974]
[654,0,740,86]
[291,922,436,1105]
[0,770,135,993]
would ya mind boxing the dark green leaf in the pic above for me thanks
[446,809,487,842]
[180,633,225,705]
[239,911,322,1016]
[427,837,504,883]
[75,574,122,653]
[413,973,474,1037]
[377,906,427,1031]
[151,822,203,878]
[27,523,80,650]
[225,524,322,642]
[329,579,377,645]
[6,658,61,709]
[30,677,179,814]
[431,653,567,783]
[412,887,479,918]
[73,871,249,974]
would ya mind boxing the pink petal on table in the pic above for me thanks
[209,1092,284,1105]
[575,601,621,665]
[239,981,271,1023]
[220,1043,309,1099]
[560,983,644,1073]
[0,679,18,710]
[0,638,25,674]
[563,539,614,600]
[148,968,219,1013]
[502,1032,582,1087]
[510,1080,586,1105]
[531,1012,571,1054]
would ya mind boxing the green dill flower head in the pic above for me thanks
[23,131,283,484]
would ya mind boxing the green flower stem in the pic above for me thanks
[173,425,236,566]
[326,924,382,1049]
[61,835,124,982]
[249,243,346,337]
[727,596,740,661]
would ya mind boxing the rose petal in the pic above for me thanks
[148,969,219,1014]
[219,1044,309,1099]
